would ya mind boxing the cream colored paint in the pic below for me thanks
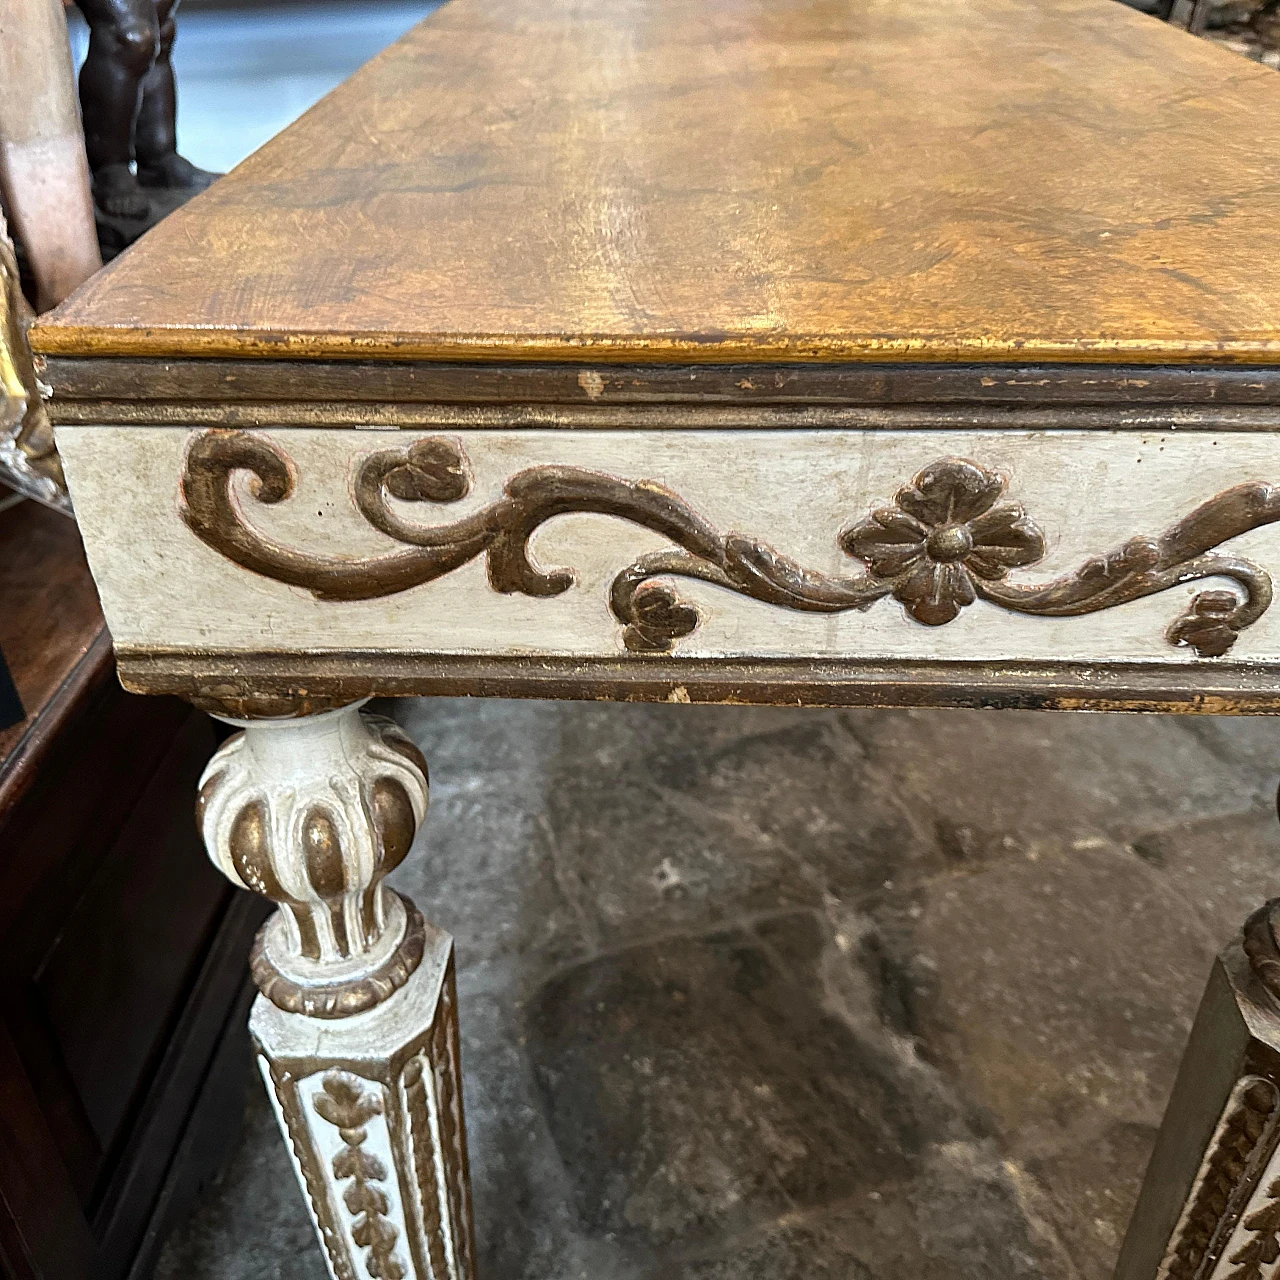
[56,425,1280,665]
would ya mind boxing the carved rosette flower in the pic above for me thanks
[842,459,1046,625]
[196,704,430,1016]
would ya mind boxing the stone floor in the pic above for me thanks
[153,701,1280,1280]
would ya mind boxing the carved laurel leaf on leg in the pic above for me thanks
[1225,1180,1280,1280]
[315,1072,407,1280]
[179,430,1280,657]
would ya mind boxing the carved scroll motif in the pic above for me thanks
[179,429,1280,658]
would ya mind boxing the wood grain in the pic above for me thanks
[29,0,1280,366]
[0,498,105,769]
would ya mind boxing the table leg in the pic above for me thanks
[1115,898,1280,1280]
[194,700,475,1280]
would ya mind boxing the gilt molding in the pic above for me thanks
[180,428,1280,658]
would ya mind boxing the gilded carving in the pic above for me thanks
[180,429,1280,658]
[314,1073,407,1280]
[197,704,430,1016]
[0,216,69,511]
[402,1054,452,1278]
[254,950,476,1280]
[1158,1077,1280,1279]
[1245,898,1280,1001]
[1223,1181,1280,1280]
[250,897,428,1020]
[266,1066,358,1280]
[431,972,475,1280]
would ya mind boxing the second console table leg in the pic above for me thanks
[1114,895,1280,1280]
[194,701,475,1280]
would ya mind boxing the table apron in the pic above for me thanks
[55,423,1280,712]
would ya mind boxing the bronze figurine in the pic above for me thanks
[73,0,214,220]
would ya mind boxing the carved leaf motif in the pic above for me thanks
[333,1145,387,1183]
[313,1072,406,1280]
[893,559,976,627]
[1167,590,1241,659]
[964,504,1044,579]
[894,458,1005,526]
[842,507,929,578]
[623,582,700,653]
[315,1073,383,1129]
[1226,1181,1280,1280]
[344,1180,391,1216]
[384,438,470,504]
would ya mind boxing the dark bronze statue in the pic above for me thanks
[73,0,215,219]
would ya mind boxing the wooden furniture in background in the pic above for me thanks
[0,496,263,1280]
[0,0,100,311]
[30,0,1280,1274]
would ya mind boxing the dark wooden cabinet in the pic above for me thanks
[0,498,263,1280]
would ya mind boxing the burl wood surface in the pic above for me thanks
[30,0,1280,366]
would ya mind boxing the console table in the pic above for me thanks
[29,0,1280,1274]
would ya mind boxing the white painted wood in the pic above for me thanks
[201,704,474,1280]
[253,930,475,1280]
[199,703,428,980]
[56,424,1280,665]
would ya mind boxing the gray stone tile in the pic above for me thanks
[487,701,923,952]
[896,839,1223,1279]
[838,708,1276,853]
[521,911,1055,1276]
[525,916,921,1248]
[153,1060,329,1280]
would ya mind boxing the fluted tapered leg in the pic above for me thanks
[196,701,475,1280]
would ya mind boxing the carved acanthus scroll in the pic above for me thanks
[179,429,1280,658]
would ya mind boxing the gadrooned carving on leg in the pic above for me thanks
[196,704,431,1015]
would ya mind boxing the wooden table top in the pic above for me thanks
[31,0,1280,367]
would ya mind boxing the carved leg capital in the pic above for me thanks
[194,701,475,1280]
[197,700,429,1018]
